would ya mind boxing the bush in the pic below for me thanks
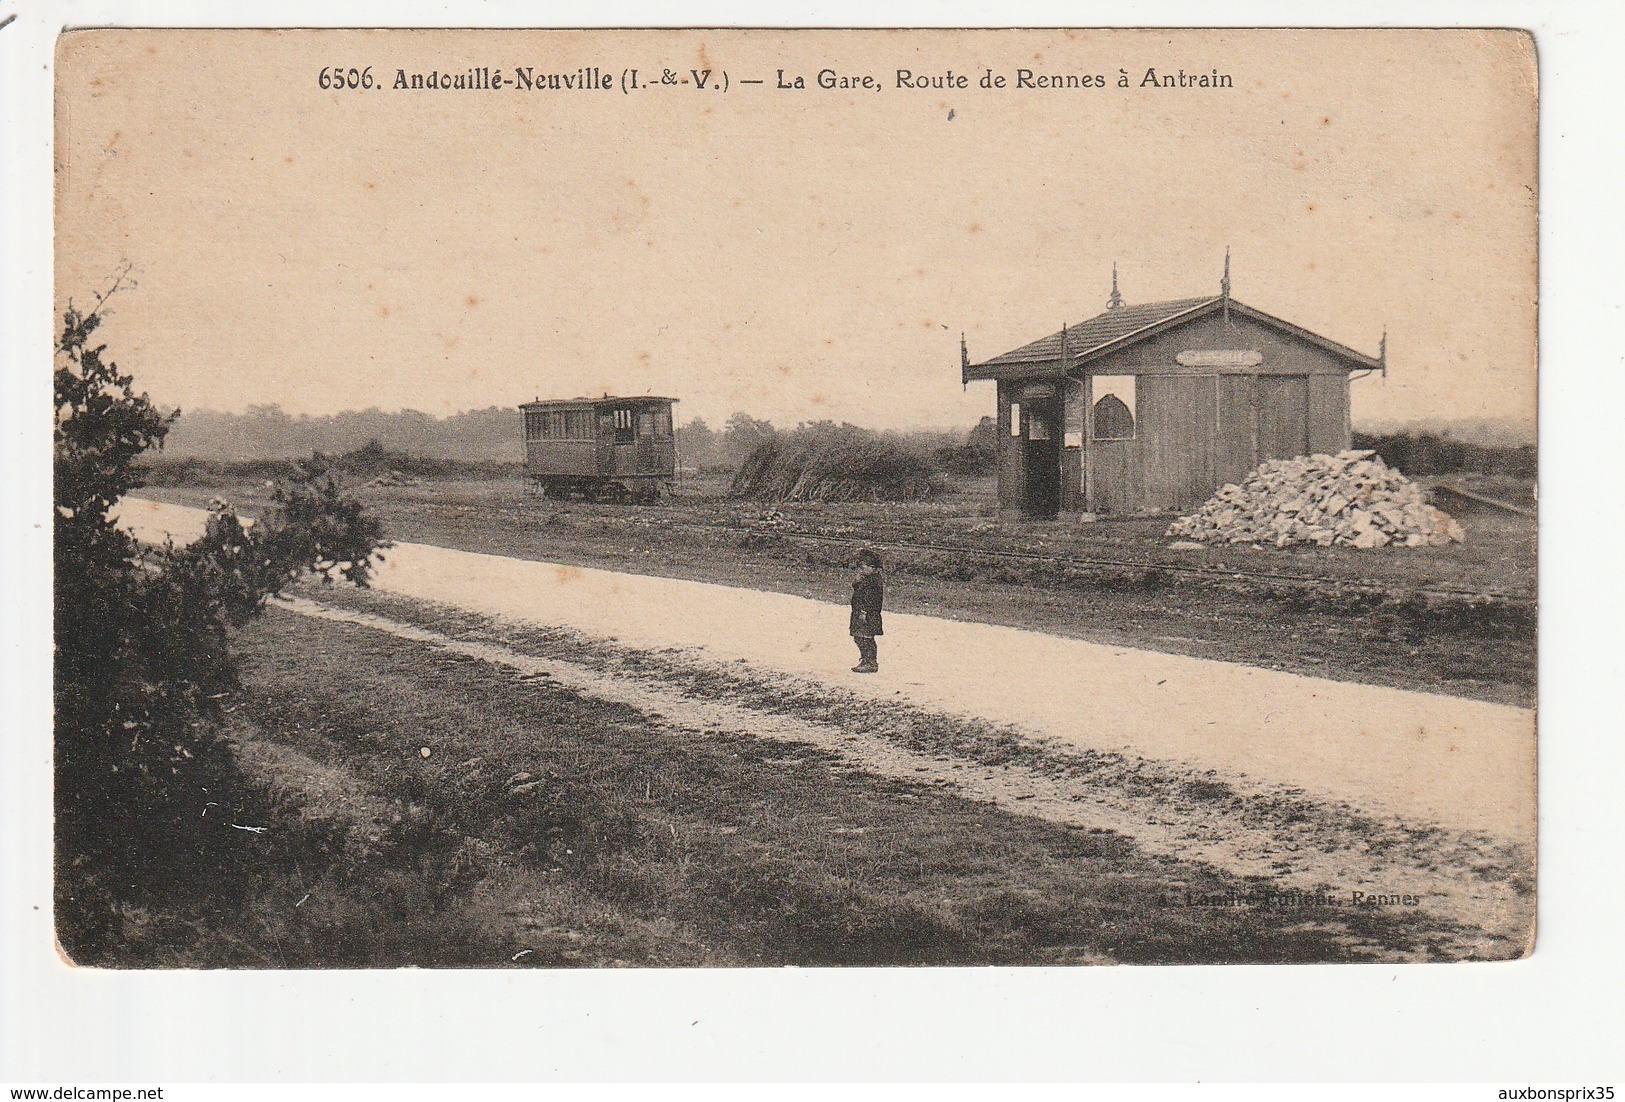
[1350,431,1537,479]
[933,416,998,477]
[728,421,941,503]
[53,276,389,961]
[933,441,997,477]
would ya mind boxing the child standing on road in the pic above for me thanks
[849,548,884,673]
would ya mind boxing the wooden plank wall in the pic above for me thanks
[1307,374,1351,454]
[1088,441,1140,514]
[1215,374,1258,487]
[525,439,598,478]
[1139,375,1217,512]
[1257,375,1310,463]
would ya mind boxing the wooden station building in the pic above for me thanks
[961,265,1385,518]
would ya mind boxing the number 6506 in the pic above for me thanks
[319,66,374,90]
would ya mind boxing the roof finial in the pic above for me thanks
[960,332,970,389]
[1221,246,1231,324]
[1379,328,1387,378]
[1107,262,1125,311]
[1059,321,1070,369]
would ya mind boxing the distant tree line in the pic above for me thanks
[140,440,516,486]
[162,404,525,462]
[675,413,999,480]
[159,407,1530,485]
[158,404,1004,482]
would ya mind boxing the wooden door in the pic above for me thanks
[1139,375,1216,512]
[1215,374,1258,486]
[1021,401,1061,518]
[1257,376,1310,463]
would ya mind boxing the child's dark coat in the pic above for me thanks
[849,569,884,637]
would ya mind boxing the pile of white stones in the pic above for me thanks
[1167,451,1466,549]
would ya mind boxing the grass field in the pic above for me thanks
[87,602,1487,968]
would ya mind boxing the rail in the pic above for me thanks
[661,519,1535,608]
[1429,481,1537,519]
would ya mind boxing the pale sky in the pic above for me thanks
[56,28,1537,432]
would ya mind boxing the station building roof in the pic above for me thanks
[965,296,1381,382]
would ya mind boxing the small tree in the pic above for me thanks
[721,411,776,469]
[674,416,720,470]
[54,273,388,958]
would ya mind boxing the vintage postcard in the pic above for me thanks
[52,27,1537,970]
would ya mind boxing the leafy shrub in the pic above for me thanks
[932,416,999,476]
[53,277,389,961]
[933,442,997,477]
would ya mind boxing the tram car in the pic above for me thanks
[520,394,679,502]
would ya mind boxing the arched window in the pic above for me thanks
[1093,393,1135,440]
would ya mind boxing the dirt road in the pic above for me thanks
[119,498,1534,839]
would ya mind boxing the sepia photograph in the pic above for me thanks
[50,26,1538,975]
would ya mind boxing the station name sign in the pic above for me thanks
[1175,349,1264,368]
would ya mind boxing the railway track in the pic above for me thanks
[655,518,1536,608]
